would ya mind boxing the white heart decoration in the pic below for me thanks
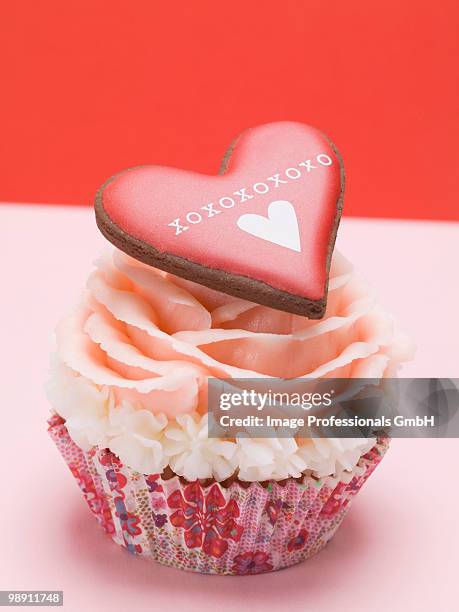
[237,200,301,252]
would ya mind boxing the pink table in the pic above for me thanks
[1,204,458,611]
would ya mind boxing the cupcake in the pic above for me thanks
[47,122,412,574]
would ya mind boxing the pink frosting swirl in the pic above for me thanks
[48,248,413,480]
[56,249,410,415]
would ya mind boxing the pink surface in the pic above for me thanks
[1,204,458,611]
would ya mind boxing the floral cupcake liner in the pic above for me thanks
[48,414,389,575]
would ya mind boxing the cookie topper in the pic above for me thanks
[95,122,344,318]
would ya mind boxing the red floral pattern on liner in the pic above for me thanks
[146,474,164,494]
[100,451,145,553]
[48,416,389,575]
[287,529,309,551]
[70,464,115,536]
[320,482,350,516]
[167,483,244,558]
[265,499,292,526]
[232,551,274,575]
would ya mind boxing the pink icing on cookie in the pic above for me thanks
[98,122,343,310]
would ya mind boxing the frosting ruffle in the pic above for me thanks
[47,248,413,481]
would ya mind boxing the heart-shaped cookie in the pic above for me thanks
[95,122,344,318]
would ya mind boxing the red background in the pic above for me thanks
[1,0,458,220]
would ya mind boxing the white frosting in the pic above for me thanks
[163,414,239,481]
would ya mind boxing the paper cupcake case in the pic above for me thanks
[48,415,389,575]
